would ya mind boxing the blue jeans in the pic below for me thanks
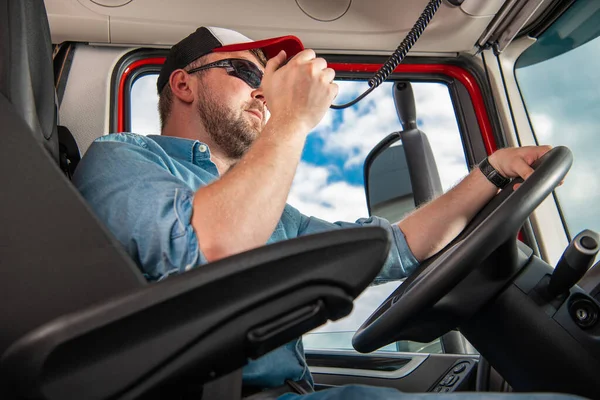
[277,386,586,399]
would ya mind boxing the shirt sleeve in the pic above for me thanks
[73,139,207,281]
[294,208,420,285]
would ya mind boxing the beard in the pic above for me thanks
[195,89,265,160]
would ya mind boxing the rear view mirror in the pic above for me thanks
[364,82,443,222]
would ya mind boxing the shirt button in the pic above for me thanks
[198,144,208,153]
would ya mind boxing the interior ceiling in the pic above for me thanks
[45,0,508,55]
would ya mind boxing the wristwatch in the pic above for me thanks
[478,157,510,189]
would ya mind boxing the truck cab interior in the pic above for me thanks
[2,0,600,399]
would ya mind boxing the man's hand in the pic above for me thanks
[399,145,557,262]
[488,145,553,181]
[261,49,338,134]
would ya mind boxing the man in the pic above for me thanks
[73,27,571,399]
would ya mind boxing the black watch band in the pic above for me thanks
[478,157,510,189]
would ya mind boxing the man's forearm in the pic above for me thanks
[398,167,498,262]
[191,119,306,262]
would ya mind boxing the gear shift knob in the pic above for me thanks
[547,229,600,297]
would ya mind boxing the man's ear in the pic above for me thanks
[169,69,195,104]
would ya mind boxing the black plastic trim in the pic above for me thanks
[552,190,573,241]
[448,78,483,166]
[463,268,600,398]
[520,218,542,259]
[53,42,75,107]
[519,0,576,39]
[307,353,411,372]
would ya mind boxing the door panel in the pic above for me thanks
[307,351,477,393]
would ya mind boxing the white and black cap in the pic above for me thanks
[157,26,304,93]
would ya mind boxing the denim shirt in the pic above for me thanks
[73,133,419,388]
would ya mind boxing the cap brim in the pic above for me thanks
[213,35,304,60]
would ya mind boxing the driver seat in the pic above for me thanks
[0,1,390,399]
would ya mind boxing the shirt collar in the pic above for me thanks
[147,135,212,165]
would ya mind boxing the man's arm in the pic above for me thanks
[191,50,338,262]
[398,145,553,262]
[189,46,553,265]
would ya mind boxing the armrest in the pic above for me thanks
[1,227,390,400]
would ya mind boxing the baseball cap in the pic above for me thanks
[157,26,304,93]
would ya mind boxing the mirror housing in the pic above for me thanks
[364,82,443,221]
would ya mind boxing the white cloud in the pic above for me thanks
[287,162,367,222]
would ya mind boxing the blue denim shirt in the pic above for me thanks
[73,133,419,388]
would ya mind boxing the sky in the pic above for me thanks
[130,77,469,350]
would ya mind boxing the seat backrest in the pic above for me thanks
[0,0,58,162]
[0,0,146,366]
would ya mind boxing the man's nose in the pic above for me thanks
[251,87,267,108]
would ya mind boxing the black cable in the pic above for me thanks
[330,0,443,109]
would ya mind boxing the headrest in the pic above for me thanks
[0,0,58,161]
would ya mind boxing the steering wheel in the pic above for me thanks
[353,146,573,353]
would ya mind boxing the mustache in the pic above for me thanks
[245,100,265,117]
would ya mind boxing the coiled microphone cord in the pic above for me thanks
[330,0,443,109]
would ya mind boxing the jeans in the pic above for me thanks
[277,385,587,399]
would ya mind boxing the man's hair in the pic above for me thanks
[158,48,267,131]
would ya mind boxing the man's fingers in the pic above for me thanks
[523,144,552,164]
[322,67,336,84]
[534,144,552,158]
[265,50,287,75]
[514,158,535,181]
[311,57,328,71]
[291,49,317,63]
[329,81,339,101]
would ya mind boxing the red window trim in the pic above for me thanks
[117,57,166,133]
[118,58,497,155]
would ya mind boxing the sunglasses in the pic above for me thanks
[186,58,263,89]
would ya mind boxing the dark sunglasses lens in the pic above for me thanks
[231,60,262,88]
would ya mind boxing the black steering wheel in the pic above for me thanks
[353,146,573,353]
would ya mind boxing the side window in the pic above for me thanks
[130,74,161,135]
[128,75,470,353]
[515,1,600,255]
